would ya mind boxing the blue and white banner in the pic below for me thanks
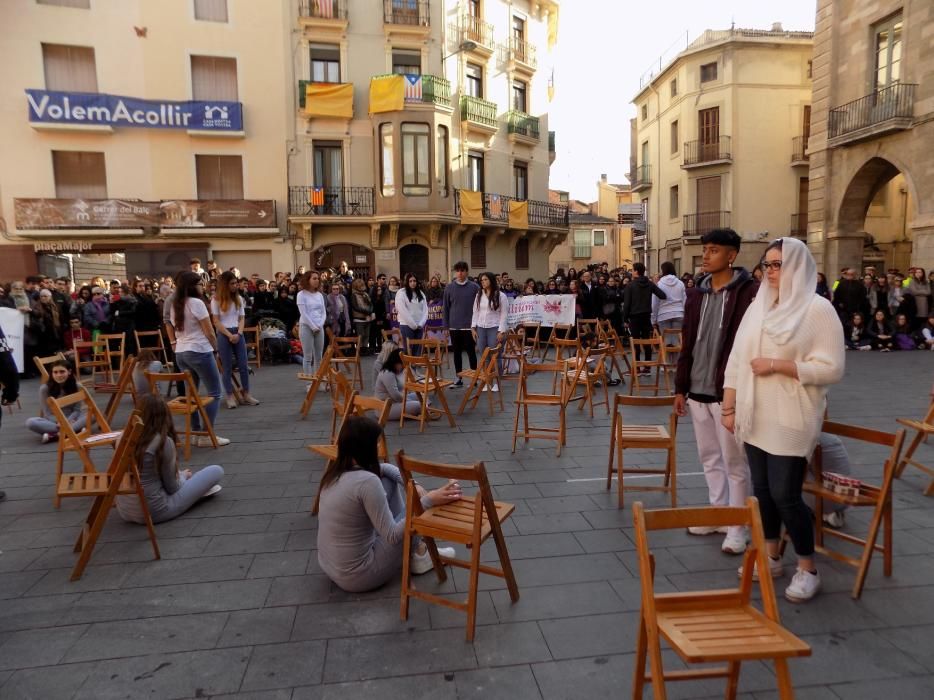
[26,89,243,132]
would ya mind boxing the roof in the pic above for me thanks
[569,212,617,225]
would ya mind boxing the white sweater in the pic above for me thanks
[724,295,845,458]
[471,291,510,332]
[394,288,428,330]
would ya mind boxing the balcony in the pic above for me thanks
[454,190,569,228]
[683,136,732,168]
[790,213,807,237]
[683,211,730,239]
[454,14,494,55]
[506,110,539,145]
[298,0,347,31]
[460,95,498,134]
[383,0,429,36]
[500,38,537,73]
[288,186,375,217]
[548,130,556,164]
[630,223,648,250]
[828,83,916,147]
[572,244,592,259]
[791,135,809,166]
[631,164,652,192]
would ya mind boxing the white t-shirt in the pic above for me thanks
[170,297,214,354]
[210,297,245,329]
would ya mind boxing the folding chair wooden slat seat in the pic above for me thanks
[519,322,542,359]
[134,329,171,367]
[328,331,364,390]
[576,318,599,337]
[512,358,570,456]
[397,451,519,642]
[499,331,527,382]
[34,352,66,383]
[100,355,138,423]
[57,415,159,581]
[48,387,123,508]
[599,322,631,385]
[563,346,610,417]
[457,345,504,416]
[894,398,934,496]
[607,394,679,509]
[243,326,262,368]
[400,352,456,432]
[298,346,335,418]
[796,420,906,599]
[632,497,810,699]
[74,339,115,386]
[658,328,682,385]
[630,337,668,396]
[145,370,218,460]
[381,328,402,346]
[542,323,572,361]
[406,337,446,378]
[98,333,126,373]
[549,336,580,392]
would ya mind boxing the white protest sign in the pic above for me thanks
[506,294,575,328]
[0,307,26,372]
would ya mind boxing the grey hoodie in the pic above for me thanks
[652,275,686,325]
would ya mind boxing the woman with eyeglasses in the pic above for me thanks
[723,238,844,603]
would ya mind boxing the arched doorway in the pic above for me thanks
[312,243,374,281]
[837,157,915,273]
[399,243,429,281]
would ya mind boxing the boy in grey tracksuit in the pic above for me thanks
[442,261,480,386]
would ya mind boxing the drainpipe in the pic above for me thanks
[647,81,661,273]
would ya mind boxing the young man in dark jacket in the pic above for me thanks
[622,262,666,367]
[443,261,480,386]
[674,228,758,555]
[0,325,21,502]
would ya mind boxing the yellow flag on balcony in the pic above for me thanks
[547,7,559,49]
[459,190,484,226]
[305,83,354,118]
[369,75,405,114]
[508,199,529,229]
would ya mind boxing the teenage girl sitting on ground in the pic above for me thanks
[25,360,85,443]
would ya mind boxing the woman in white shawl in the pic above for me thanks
[722,237,844,603]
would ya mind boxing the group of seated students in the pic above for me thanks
[844,310,934,351]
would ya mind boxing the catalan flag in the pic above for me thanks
[404,74,423,102]
[310,187,325,206]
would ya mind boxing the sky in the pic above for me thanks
[547,0,817,201]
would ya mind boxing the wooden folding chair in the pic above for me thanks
[47,387,123,508]
[658,327,682,386]
[74,339,115,386]
[600,321,632,385]
[308,393,391,514]
[796,421,906,599]
[400,352,456,431]
[543,322,572,361]
[134,329,171,367]
[34,352,66,383]
[629,337,667,396]
[563,346,610,417]
[512,357,570,456]
[243,326,262,368]
[632,497,811,699]
[57,414,160,581]
[519,322,542,359]
[298,345,336,419]
[145,371,218,460]
[98,333,126,372]
[607,394,678,509]
[550,336,580,392]
[498,331,527,383]
[407,338,446,380]
[328,331,364,390]
[100,355,138,423]
[894,397,934,495]
[381,328,402,346]
[576,318,599,336]
[324,369,353,442]
[457,345,503,416]
[397,450,519,642]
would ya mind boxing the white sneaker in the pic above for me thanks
[785,568,821,603]
[721,533,748,555]
[41,432,52,444]
[737,556,784,581]
[481,384,489,392]
[687,525,728,536]
[822,511,846,529]
[491,384,499,393]
[196,436,230,447]
[411,546,455,575]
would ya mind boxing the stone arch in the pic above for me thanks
[837,155,919,234]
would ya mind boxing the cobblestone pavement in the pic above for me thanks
[0,352,932,699]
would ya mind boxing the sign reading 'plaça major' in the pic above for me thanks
[26,89,243,132]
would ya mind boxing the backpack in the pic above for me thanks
[263,336,292,363]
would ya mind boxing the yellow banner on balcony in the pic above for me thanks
[369,75,404,114]
[306,82,354,118]
[459,190,484,226]
[508,199,529,229]
[547,7,559,49]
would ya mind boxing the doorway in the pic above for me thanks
[399,243,429,281]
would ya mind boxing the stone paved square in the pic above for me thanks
[0,352,932,699]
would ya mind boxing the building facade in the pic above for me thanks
[630,27,813,274]
[0,0,292,282]
[807,0,931,274]
[289,0,567,283]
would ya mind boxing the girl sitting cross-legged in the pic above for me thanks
[25,360,85,443]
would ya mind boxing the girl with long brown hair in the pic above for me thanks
[211,271,260,409]
[297,270,326,374]
[116,395,224,524]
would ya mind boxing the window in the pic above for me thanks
[592,229,606,247]
[873,12,903,90]
[380,124,394,196]
[191,55,238,101]
[392,48,421,76]
[195,155,243,199]
[513,161,528,200]
[42,44,97,92]
[467,0,481,18]
[670,78,678,97]
[641,104,648,120]
[194,0,228,22]
[471,234,487,268]
[512,80,528,113]
[53,151,105,198]
[669,185,679,219]
[401,122,430,196]
[515,237,529,269]
[572,229,591,257]
[465,62,483,98]
[466,151,484,191]
[641,141,649,168]
[38,0,90,7]
[313,142,342,189]
[310,44,340,83]
[670,120,679,153]
[436,126,449,197]
[512,15,526,43]
[807,59,813,79]
[698,106,719,145]
[700,61,718,83]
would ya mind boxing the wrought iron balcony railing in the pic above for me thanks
[828,83,916,140]
[298,0,347,20]
[791,135,809,163]
[632,164,652,189]
[458,14,493,51]
[683,211,730,238]
[289,186,375,217]
[460,95,497,127]
[683,136,732,166]
[454,190,569,227]
[506,110,540,140]
[383,0,429,26]
[791,213,807,236]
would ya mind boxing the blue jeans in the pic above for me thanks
[475,326,502,376]
[400,325,423,356]
[217,329,250,395]
[174,350,221,432]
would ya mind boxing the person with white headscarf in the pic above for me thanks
[722,237,845,603]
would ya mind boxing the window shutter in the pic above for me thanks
[53,151,106,198]
[196,155,244,199]
[471,235,487,269]
[194,0,228,22]
[515,237,529,269]
[42,44,97,92]
[191,55,238,101]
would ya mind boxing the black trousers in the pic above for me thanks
[449,329,477,374]
[628,312,653,360]
[745,443,814,557]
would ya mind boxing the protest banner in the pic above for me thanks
[0,307,26,372]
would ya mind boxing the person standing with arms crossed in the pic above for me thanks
[674,229,757,554]
[443,261,480,388]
